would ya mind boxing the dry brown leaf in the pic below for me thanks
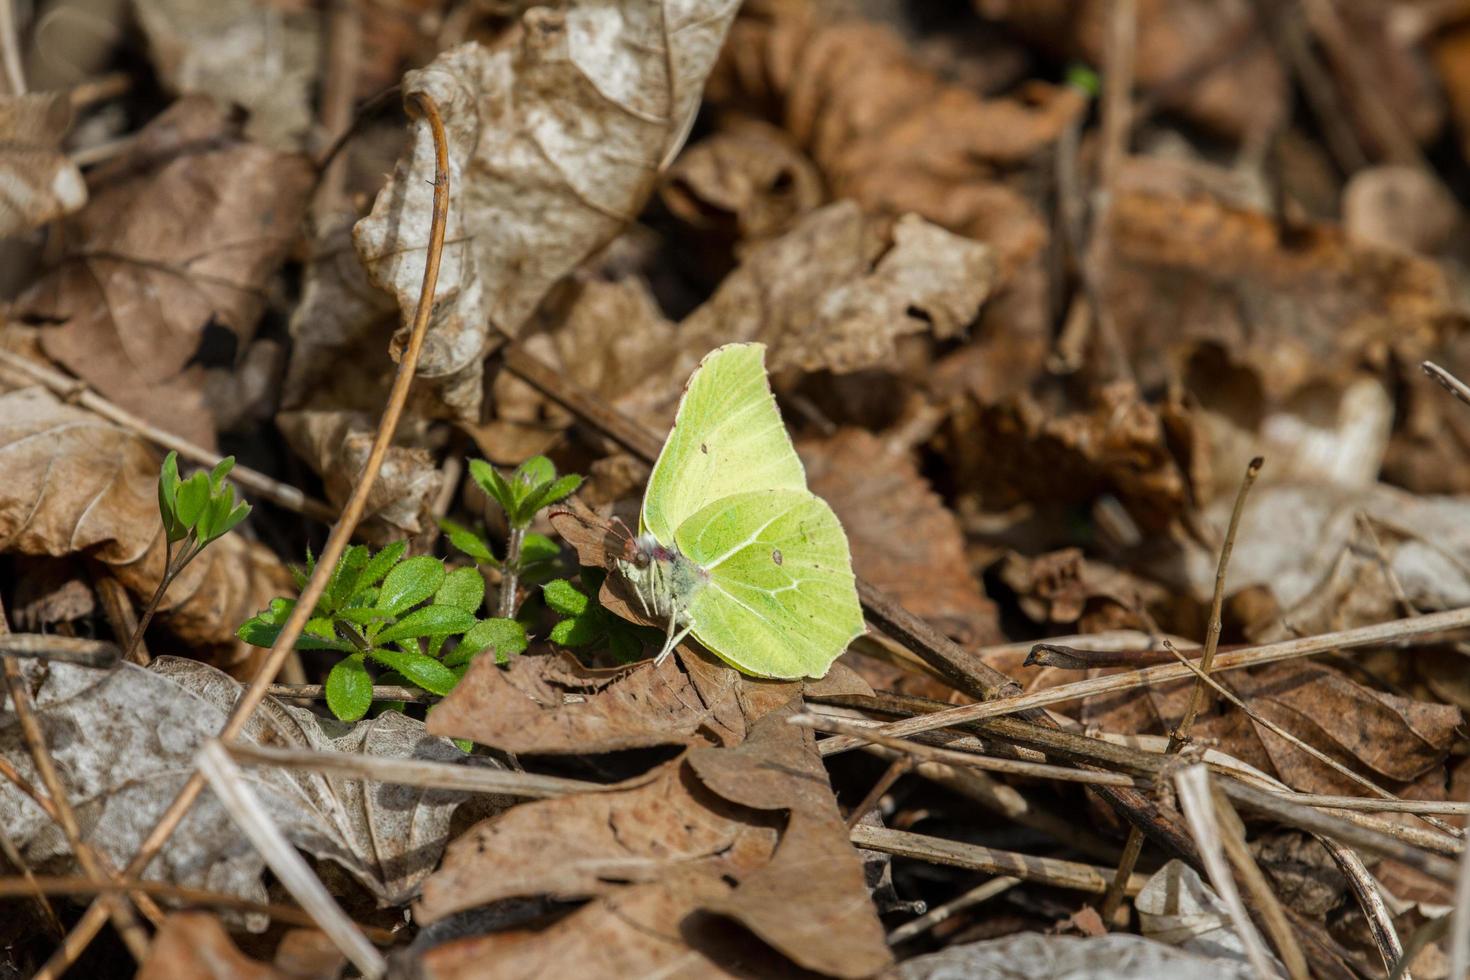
[1343,165,1460,256]
[354,0,742,421]
[0,657,478,911]
[0,93,86,237]
[136,0,321,149]
[415,756,777,924]
[0,385,290,669]
[678,202,995,380]
[978,0,1285,139]
[686,702,893,978]
[1105,157,1460,404]
[14,97,313,449]
[426,650,753,753]
[799,427,999,645]
[138,913,287,980]
[1082,660,1459,798]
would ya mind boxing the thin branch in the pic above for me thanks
[850,826,1150,896]
[40,90,453,979]
[196,741,385,978]
[266,683,436,703]
[844,755,909,829]
[0,634,118,668]
[1210,778,1309,979]
[0,0,25,95]
[1450,807,1470,978]
[227,742,601,799]
[886,875,1020,945]
[1423,360,1470,411]
[88,565,148,665]
[1317,836,1408,979]
[0,349,336,523]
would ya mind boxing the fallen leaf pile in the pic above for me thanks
[7,0,1470,977]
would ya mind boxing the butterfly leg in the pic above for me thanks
[653,618,693,666]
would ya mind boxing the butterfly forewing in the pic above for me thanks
[675,488,865,679]
[640,344,806,547]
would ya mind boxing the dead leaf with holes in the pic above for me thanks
[353,0,742,421]
[0,384,289,670]
[0,93,86,238]
[12,96,313,449]
[0,657,482,916]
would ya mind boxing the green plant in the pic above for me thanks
[131,452,252,659]
[543,572,657,664]
[237,542,527,722]
[443,456,581,617]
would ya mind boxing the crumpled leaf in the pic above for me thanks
[0,385,290,670]
[135,0,320,149]
[686,702,892,978]
[13,96,313,448]
[678,202,995,378]
[0,657,482,913]
[354,0,742,420]
[1343,165,1460,256]
[979,0,1286,139]
[0,93,86,237]
[893,932,1257,980]
[1136,858,1274,970]
[799,427,998,645]
[997,548,1166,635]
[138,913,287,980]
[426,648,795,753]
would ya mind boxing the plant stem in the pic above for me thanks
[498,525,526,618]
[122,539,177,665]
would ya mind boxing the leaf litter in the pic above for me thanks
[8,0,1470,977]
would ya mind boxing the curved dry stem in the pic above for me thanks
[37,90,452,979]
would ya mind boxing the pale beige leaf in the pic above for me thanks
[354,0,741,420]
[0,93,86,237]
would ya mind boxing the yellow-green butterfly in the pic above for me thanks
[618,343,865,679]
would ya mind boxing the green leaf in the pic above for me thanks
[519,533,560,566]
[374,605,476,645]
[440,518,496,564]
[208,456,235,491]
[335,606,392,626]
[175,471,210,531]
[158,452,186,542]
[236,599,352,651]
[377,556,445,614]
[436,566,485,613]
[542,578,588,617]
[550,614,601,647]
[367,647,458,696]
[214,501,252,541]
[196,486,236,544]
[1065,62,1101,98]
[468,459,515,515]
[326,654,373,722]
[326,546,370,612]
[451,617,527,666]
[514,455,556,492]
[523,473,583,518]
[358,541,408,593]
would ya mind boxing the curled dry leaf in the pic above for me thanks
[354,0,742,421]
[13,96,313,449]
[659,118,824,264]
[997,547,1167,635]
[978,0,1286,139]
[0,385,290,669]
[136,0,320,149]
[799,427,999,645]
[1135,860,1270,970]
[0,93,86,237]
[0,657,478,912]
[685,702,892,978]
[679,202,995,379]
[138,913,287,980]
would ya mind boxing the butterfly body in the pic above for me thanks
[624,343,865,679]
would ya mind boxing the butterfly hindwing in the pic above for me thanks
[640,344,806,546]
[675,488,865,678]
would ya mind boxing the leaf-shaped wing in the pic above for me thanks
[675,489,864,679]
[640,344,807,546]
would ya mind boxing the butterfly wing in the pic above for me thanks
[640,344,807,547]
[675,488,865,679]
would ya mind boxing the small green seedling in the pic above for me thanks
[130,452,252,660]
[543,571,658,664]
[238,542,527,722]
[443,456,581,617]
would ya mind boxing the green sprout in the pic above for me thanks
[134,452,252,660]
[543,572,658,664]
